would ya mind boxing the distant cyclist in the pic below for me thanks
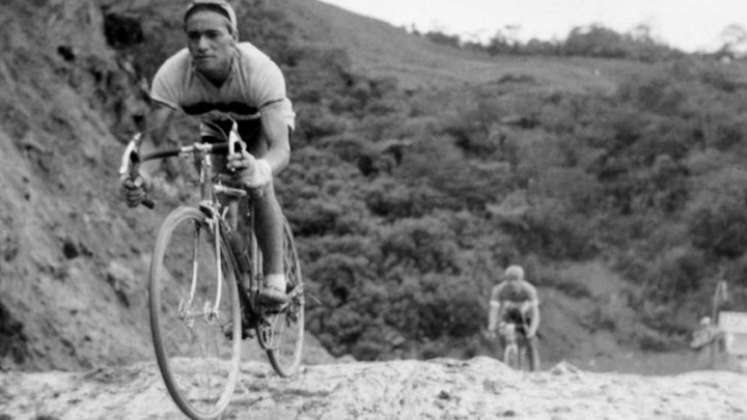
[487,264,541,370]
[120,0,294,304]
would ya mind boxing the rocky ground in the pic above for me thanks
[2,356,746,420]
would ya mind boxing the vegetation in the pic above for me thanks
[423,23,747,62]
[105,0,747,361]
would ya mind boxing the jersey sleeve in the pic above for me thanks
[254,61,295,130]
[149,55,183,110]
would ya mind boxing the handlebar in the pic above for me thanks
[119,128,248,209]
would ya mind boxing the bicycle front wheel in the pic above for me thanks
[263,218,305,377]
[149,206,242,420]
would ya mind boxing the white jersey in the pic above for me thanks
[150,42,295,129]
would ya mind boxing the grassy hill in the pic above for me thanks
[281,0,659,93]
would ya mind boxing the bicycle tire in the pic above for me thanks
[524,339,541,372]
[503,344,519,369]
[149,206,242,420]
[518,344,528,371]
[262,217,305,377]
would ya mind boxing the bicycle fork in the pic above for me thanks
[180,204,225,325]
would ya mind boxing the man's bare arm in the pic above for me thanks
[528,303,540,337]
[488,301,501,331]
[488,285,502,331]
[146,106,176,148]
[136,106,175,179]
[259,106,290,174]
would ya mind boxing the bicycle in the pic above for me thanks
[119,126,305,420]
[499,321,533,371]
[485,312,540,372]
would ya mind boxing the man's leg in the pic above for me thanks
[252,183,286,301]
[526,335,540,371]
[242,122,286,303]
[521,310,540,371]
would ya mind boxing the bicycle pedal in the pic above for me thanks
[223,323,254,341]
[260,303,287,315]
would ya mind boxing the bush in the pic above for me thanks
[688,202,747,258]
[583,306,618,332]
[651,246,707,299]
[380,216,461,274]
[635,329,676,352]
[687,167,747,258]
[363,178,443,219]
[505,200,598,260]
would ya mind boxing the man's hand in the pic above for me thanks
[120,174,149,208]
[227,150,272,189]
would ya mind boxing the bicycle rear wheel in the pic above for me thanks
[149,206,241,420]
[261,218,305,377]
[503,344,519,370]
[524,340,540,372]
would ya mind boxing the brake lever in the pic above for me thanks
[227,120,246,159]
[119,133,143,177]
[119,133,154,209]
[225,121,263,198]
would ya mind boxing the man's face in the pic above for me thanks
[506,273,520,283]
[185,10,235,80]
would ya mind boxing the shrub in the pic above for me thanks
[583,306,618,332]
[651,246,707,299]
[363,178,444,219]
[687,167,747,257]
[504,200,598,260]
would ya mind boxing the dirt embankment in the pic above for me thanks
[2,357,746,419]
[0,0,166,371]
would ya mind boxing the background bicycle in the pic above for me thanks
[497,320,539,372]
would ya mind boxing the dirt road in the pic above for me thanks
[2,357,746,419]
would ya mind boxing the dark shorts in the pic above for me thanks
[202,118,264,147]
[200,118,265,175]
[503,308,530,335]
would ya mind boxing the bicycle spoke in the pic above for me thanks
[149,207,241,419]
[264,219,305,377]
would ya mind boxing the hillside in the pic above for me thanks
[282,0,654,92]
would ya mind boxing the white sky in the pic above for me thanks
[320,0,747,52]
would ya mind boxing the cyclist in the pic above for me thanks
[120,0,294,305]
[486,264,541,370]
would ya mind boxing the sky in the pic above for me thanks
[320,0,747,52]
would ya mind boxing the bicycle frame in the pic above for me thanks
[502,322,519,347]
[122,135,258,316]
[192,144,242,323]
[499,320,531,370]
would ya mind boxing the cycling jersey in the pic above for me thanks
[490,280,539,306]
[150,42,295,130]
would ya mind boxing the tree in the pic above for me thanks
[718,24,747,59]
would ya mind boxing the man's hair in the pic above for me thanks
[504,265,524,281]
[184,0,238,36]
